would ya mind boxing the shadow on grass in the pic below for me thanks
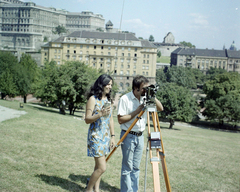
[29,103,85,118]
[36,174,85,192]
[68,174,120,192]
[149,123,181,131]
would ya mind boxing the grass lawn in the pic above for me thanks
[157,56,170,64]
[0,100,239,192]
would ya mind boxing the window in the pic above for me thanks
[101,46,104,50]
[94,46,96,49]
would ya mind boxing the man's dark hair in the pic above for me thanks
[132,75,149,90]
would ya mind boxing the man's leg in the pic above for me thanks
[131,135,144,192]
[120,131,135,192]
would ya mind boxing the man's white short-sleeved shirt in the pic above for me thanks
[117,91,146,132]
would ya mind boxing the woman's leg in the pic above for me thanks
[86,156,106,192]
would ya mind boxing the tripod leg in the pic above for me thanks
[144,139,149,192]
[147,111,161,192]
[156,114,171,192]
[106,109,146,162]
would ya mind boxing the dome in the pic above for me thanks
[229,41,237,51]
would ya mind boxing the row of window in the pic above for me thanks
[2,19,30,23]
[197,60,227,65]
[64,38,134,46]
[65,44,138,51]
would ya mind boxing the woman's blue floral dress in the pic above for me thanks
[87,96,112,157]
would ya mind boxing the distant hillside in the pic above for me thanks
[157,56,170,64]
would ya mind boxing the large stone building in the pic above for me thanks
[0,0,105,51]
[153,32,183,57]
[41,30,157,92]
[171,48,240,74]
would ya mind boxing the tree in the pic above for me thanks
[17,53,39,103]
[206,67,227,81]
[0,51,19,99]
[157,50,161,58]
[96,28,104,32]
[149,35,155,42]
[53,25,67,35]
[156,83,198,128]
[35,61,101,115]
[191,68,205,85]
[202,72,240,127]
[179,41,195,48]
[156,68,167,85]
[165,66,197,89]
[0,68,17,98]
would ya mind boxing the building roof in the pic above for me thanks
[196,49,226,57]
[141,40,157,48]
[106,20,113,26]
[172,48,227,58]
[58,30,140,41]
[226,50,240,58]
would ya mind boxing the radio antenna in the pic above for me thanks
[119,0,125,31]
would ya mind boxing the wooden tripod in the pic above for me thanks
[106,104,171,192]
[145,104,171,192]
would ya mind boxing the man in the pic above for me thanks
[117,75,163,192]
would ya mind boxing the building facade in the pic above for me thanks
[171,48,240,74]
[0,0,105,51]
[41,30,157,92]
[153,32,183,57]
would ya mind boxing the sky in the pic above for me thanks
[24,0,239,50]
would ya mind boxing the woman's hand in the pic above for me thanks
[110,136,115,150]
[101,106,111,117]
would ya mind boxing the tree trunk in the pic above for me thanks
[169,119,175,129]
[59,107,66,115]
[1,93,6,99]
[24,95,27,103]
[68,103,74,115]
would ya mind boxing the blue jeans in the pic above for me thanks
[120,130,144,192]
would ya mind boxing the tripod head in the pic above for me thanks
[143,84,159,106]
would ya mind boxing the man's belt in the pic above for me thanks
[122,130,143,136]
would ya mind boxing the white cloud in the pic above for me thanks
[122,19,155,37]
[189,13,209,29]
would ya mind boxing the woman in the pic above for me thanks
[85,74,115,192]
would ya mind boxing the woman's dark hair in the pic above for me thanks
[132,75,149,90]
[86,74,113,101]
